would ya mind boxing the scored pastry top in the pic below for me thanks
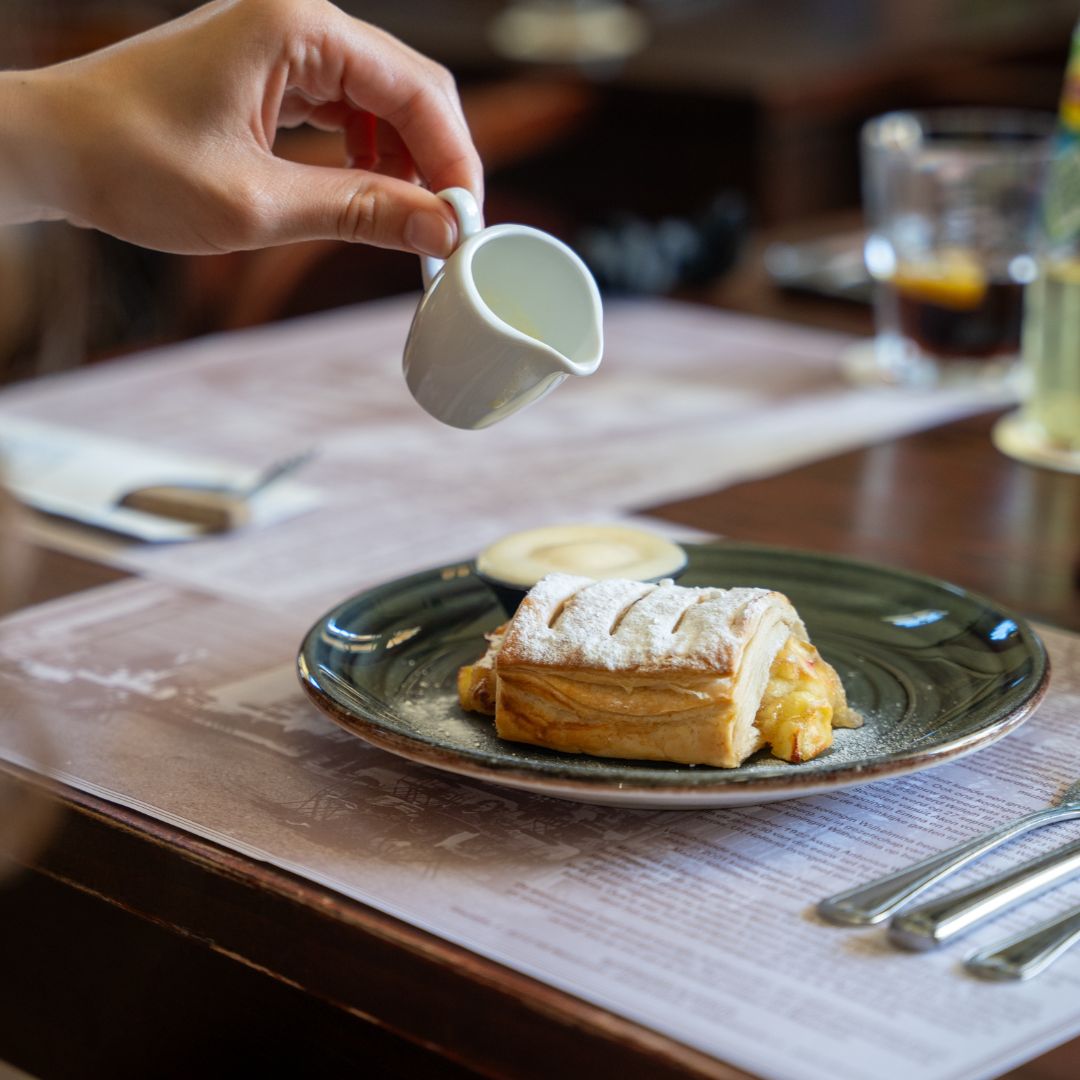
[498,573,804,674]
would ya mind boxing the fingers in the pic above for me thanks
[287,3,484,202]
[367,115,418,183]
[3,0,481,256]
[344,110,378,167]
[281,95,351,132]
[251,158,459,256]
[279,100,419,181]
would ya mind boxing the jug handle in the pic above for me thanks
[420,187,485,289]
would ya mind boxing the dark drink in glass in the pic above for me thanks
[892,262,1024,360]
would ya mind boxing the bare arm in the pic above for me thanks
[0,0,483,257]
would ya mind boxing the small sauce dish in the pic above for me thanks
[475,524,687,614]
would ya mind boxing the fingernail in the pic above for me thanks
[405,209,456,257]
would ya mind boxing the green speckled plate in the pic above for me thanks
[297,543,1049,808]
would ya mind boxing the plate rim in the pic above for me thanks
[297,541,1051,802]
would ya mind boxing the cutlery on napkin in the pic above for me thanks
[117,450,315,533]
[0,418,321,541]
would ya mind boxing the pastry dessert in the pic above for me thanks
[458,573,859,768]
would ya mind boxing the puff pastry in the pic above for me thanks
[458,573,859,768]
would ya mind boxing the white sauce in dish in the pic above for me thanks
[476,525,686,588]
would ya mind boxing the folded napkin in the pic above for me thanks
[0,417,321,542]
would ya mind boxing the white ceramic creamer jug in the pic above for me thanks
[403,187,603,429]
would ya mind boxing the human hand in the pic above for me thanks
[0,0,482,256]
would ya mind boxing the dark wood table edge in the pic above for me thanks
[2,759,751,1080]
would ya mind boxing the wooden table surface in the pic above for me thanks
[2,359,1080,1076]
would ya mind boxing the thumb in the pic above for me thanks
[256,160,462,256]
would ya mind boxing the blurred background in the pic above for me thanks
[0,0,1075,381]
[0,5,1078,1078]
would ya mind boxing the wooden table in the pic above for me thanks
[2,404,1079,1079]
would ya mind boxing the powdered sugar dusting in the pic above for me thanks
[501,573,788,673]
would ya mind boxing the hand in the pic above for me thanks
[0,0,483,256]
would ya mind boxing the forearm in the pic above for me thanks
[0,69,67,225]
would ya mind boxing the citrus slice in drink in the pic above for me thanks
[892,251,988,310]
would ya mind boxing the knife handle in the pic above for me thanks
[965,904,1080,981]
[888,838,1080,950]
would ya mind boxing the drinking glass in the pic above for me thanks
[993,254,1080,471]
[859,109,1054,387]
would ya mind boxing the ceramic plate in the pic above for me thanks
[298,543,1049,808]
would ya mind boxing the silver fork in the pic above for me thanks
[818,779,1080,926]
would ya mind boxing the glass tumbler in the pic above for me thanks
[861,109,1054,387]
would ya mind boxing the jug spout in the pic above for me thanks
[560,310,603,378]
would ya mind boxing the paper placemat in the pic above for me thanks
[0,295,1015,614]
[0,575,1077,1080]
